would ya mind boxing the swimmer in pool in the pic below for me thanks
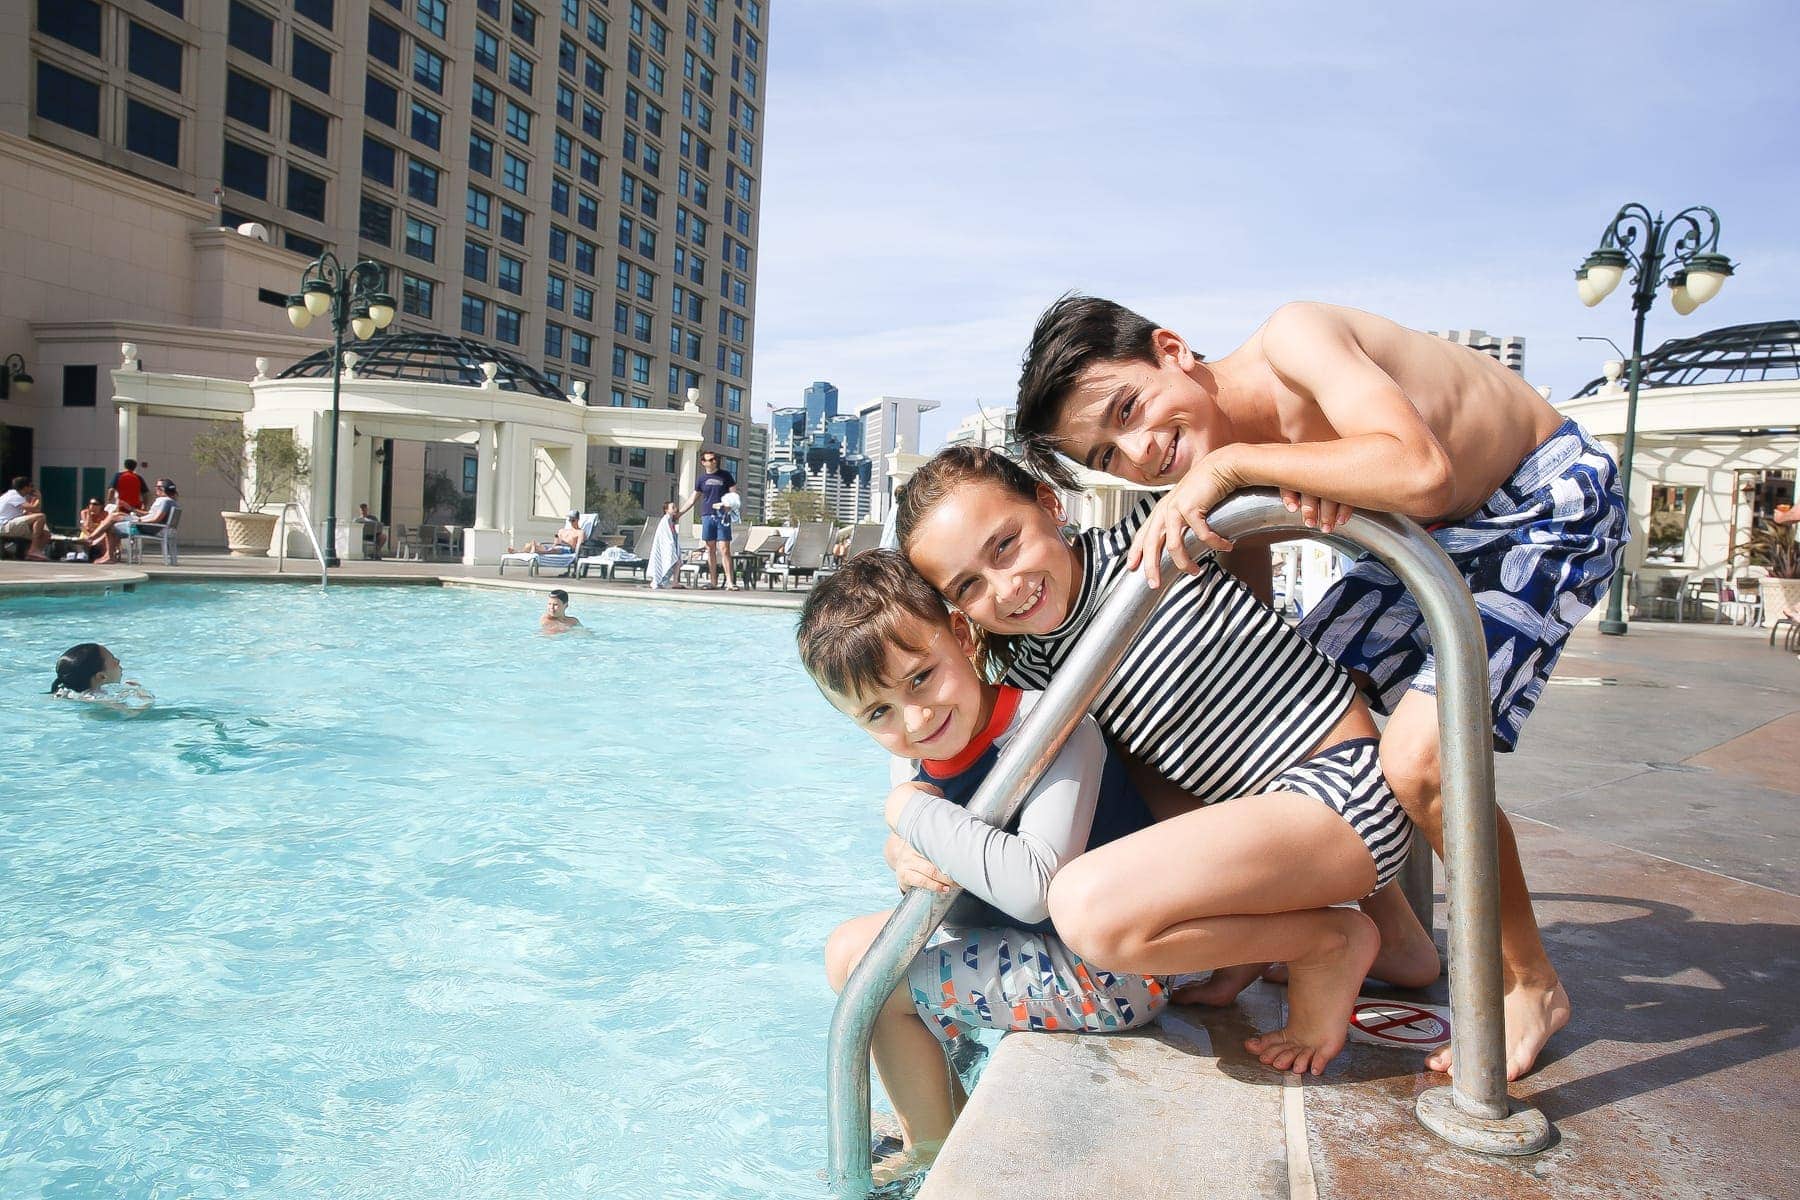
[50,643,153,712]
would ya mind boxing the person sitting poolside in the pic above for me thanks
[79,498,128,563]
[135,479,178,532]
[512,511,585,556]
[0,477,52,560]
[354,503,388,557]
[541,588,581,633]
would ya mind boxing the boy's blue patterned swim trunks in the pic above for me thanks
[1298,418,1627,750]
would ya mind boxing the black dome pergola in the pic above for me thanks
[1571,319,1800,398]
[275,331,568,401]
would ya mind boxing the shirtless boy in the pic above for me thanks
[1014,295,1628,1079]
[541,588,581,633]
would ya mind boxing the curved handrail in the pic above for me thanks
[824,489,1548,1195]
[275,500,329,588]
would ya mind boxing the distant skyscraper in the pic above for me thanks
[860,395,941,520]
[944,406,1017,454]
[803,381,839,431]
[1430,329,1527,375]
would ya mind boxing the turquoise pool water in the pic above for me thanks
[0,583,893,1199]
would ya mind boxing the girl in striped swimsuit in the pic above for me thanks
[900,446,1426,1077]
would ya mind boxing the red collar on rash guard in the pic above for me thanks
[922,685,1021,779]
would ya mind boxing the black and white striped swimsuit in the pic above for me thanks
[1004,499,1411,887]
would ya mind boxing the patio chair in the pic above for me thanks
[840,522,883,562]
[121,505,181,565]
[765,520,832,590]
[579,519,657,580]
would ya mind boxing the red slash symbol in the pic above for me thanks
[1351,1000,1450,1046]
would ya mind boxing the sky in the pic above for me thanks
[748,0,1800,449]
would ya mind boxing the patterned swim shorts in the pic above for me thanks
[1298,417,1627,750]
[906,926,1166,1044]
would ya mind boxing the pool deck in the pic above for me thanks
[920,619,1800,1200]
[0,553,808,609]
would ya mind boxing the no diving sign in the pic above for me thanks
[1347,999,1451,1050]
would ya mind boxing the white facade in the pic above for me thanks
[943,406,1017,452]
[861,395,941,521]
[1430,328,1527,375]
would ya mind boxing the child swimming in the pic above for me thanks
[50,643,154,713]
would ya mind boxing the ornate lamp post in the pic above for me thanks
[285,254,396,565]
[1576,204,1735,635]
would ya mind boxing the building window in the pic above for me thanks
[285,231,324,258]
[569,331,592,366]
[582,100,603,140]
[559,34,578,74]
[417,0,448,38]
[507,50,534,93]
[546,273,565,310]
[472,81,497,125]
[413,45,446,93]
[469,132,494,176]
[39,0,103,56]
[572,284,594,320]
[291,34,333,93]
[504,101,532,143]
[408,158,441,205]
[404,215,437,261]
[579,146,600,185]
[629,448,646,468]
[548,225,567,262]
[502,151,529,193]
[411,101,442,149]
[556,82,575,121]
[474,26,500,72]
[366,75,399,127]
[289,99,330,157]
[633,309,652,341]
[632,352,651,385]
[1647,485,1699,562]
[587,10,607,47]
[129,23,184,93]
[286,163,327,220]
[464,239,489,280]
[402,273,435,318]
[36,62,101,138]
[363,136,397,186]
[222,140,268,198]
[226,70,271,130]
[512,2,539,43]
[550,176,570,214]
[360,194,394,245]
[228,2,274,62]
[62,365,98,408]
[494,305,522,345]
[497,254,524,294]
[368,15,403,66]
[471,189,494,231]
[577,192,598,229]
[500,202,527,244]
[296,0,334,27]
[545,323,565,359]
[126,99,181,167]
[461,294,487,334]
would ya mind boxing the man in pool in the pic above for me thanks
[541,589,581,633]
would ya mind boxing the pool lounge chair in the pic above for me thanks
[838,522,884,564]
[764,520,832,590]
[578,519,658,580]
[498,514,593,577]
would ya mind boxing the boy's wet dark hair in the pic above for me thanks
[548,589,569,603]
[1015,294,1188,489]
[796,550,951,700]
[51,643,108,694]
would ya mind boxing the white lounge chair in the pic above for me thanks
[765,520,832,590]
[121,505,181,565]
[578,519,658,580]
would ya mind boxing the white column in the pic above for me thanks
[116,403,139,465]
[474,420,498,528]
[677,439,698,510]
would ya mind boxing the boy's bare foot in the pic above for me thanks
[1426,975,1569,1080]
[1245,910,1379,1076]
[870,1140,941,1188]
[1170,962,1268,1006]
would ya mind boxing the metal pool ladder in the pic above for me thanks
[824,489,1553,1197]
[274,501,330,588]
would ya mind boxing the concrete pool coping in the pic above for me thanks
[1,556,806,610]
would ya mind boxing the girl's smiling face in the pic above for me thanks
[906,480,1079,638]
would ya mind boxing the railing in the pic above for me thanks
[274,501,329,588]
[824,489,1551,1196]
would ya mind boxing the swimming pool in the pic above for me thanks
[0,583,894,1199]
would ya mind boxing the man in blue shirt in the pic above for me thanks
[681,451,738,589]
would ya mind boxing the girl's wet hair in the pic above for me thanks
[51,643,109,694]
[893,445,1046,555]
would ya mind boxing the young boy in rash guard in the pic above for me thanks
[1012,294,1629,1079]
[803,551,1165,1184]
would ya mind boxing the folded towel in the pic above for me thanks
[648,517,681,588]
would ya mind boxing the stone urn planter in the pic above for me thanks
[1759,575,1800,629]
[222,510,280,557]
